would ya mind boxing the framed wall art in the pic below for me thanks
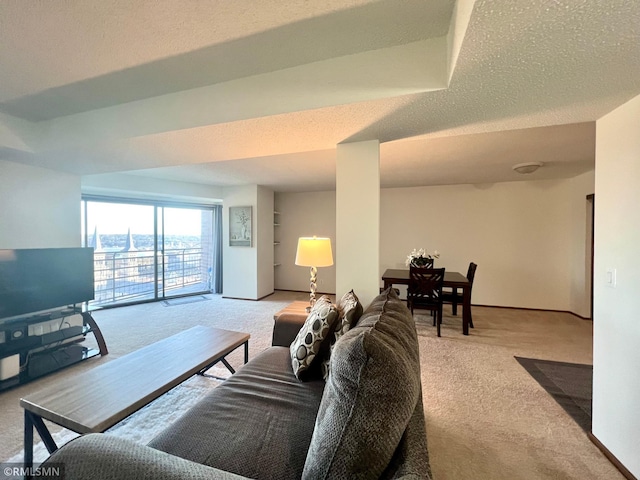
[229,206,252,247]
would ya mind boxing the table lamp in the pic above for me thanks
[295,236,334,312]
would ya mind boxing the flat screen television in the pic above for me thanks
[0,247,95,321]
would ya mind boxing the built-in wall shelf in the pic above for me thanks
[274,211,281,272]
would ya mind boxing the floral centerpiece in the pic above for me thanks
[405,248,440,267]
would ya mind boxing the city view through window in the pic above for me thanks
[81,200,215,307]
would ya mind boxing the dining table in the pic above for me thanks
[381,268,472,335]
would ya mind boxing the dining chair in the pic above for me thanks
[442,262,477,328]
[407,266,445,337]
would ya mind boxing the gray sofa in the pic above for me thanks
[44,288,431,479]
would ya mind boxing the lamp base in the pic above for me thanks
[307,266,318,313]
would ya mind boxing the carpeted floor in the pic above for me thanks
[0,290,308,464]
[515,357,592,432]
[0,291,626,479]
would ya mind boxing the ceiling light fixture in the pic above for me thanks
[512,161,544,174]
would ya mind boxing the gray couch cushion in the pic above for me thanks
[321,289,363,380]
[302,287,422,479]
[290,295,339,380]
[149,346,325,480]
[46,434,251,480]
[381,390,432,480]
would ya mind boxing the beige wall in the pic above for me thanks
[0,160,81,249]
[592,93,640,477]
[336,140,380,307]
[567,170,596,318]
[0,145,588,315]
[274,191,337,295]
[276,176,594,314]
[381,180,591,310]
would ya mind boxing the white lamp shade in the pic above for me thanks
[295,237,334,267]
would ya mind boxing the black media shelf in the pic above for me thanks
[0,309,108,392]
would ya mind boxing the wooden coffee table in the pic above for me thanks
[20,325,249,468]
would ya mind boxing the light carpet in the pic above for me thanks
[0,290,309,463]
[0,292,627,479]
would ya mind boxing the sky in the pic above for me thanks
[85,202,205,236]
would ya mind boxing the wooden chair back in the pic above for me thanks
[467,262,478,289]
[408,266,445,306]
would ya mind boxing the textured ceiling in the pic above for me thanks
[1,0,639,192]
[0,0,452,120]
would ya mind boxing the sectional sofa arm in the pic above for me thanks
[271,312,306,347]
[43,434,250,480]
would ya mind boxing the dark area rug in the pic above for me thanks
[515,356,592,432]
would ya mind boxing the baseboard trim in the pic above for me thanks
[274,288,336,296]
[222,291,275,301]
[473,303,591,320]
[588,432,637,480]
[273,293,592,319]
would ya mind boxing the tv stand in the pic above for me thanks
[0,308,108,392]
[81,311,108,356]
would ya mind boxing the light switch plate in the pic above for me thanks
[606,268,617,288]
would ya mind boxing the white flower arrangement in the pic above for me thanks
[405,248,440,267]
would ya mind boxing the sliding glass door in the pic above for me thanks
[159,207,213,298]
[82,198,216,308]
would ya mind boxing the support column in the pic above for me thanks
[222,184,274,300]
[336,140,380,307]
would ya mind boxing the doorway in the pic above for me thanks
[587,194,595,320]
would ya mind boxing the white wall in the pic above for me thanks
[380,180,585,310]
[336,141,380,307]
[276,177,594,313]
[275,191,336,294]
[256,186,274,299]
[0,160,81,249]
[223,186,258,299]
[592,94,640,477]
[222,185,274,300]
[82,172,223,202]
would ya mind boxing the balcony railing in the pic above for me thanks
[91,248,210,306]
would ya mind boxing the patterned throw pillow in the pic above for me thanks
[321,290,363,380]
[290,296,339,380]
